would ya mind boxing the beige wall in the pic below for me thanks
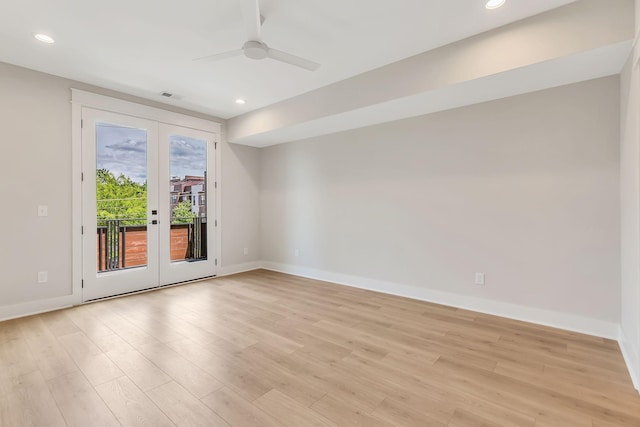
[0,62,261,312]
[260,77,621,329]
[619,0,640,388]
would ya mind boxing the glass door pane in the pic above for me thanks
[96,122,148,271]
[168,135,208,263]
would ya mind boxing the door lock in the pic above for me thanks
[151,220,158,225]
[151,210,158,215]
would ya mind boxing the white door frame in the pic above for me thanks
[71,89,222,304]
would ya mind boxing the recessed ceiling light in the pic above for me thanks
[34,33,55,44]
[485,0,506,10]
[235,99,246,105]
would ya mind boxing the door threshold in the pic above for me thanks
[82,275,217,304]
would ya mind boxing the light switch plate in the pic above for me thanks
[38,205,48,217]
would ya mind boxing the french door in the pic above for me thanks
[81,108,217,301]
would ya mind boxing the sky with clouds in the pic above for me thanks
[96,122,207,184]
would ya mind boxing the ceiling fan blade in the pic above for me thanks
[192,49,244,62]
[240,0,262,41]
[267,48,320,71]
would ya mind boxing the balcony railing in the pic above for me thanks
[97,217,207,272]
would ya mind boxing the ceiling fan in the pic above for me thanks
[194,0,321,71]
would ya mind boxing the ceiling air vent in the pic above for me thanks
[160,92,173,98]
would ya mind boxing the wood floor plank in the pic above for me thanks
[95,376,174,427]
[137,341,224,398]
[432,357,605,426]
[372,397,450,427]
[0,331,38,382]
[146,381,230,427]
[105,347,172,391]
[234,343,327,407]
[494,359,640,419]
[40,310,81,337]
[281,350,388,412]
[18,316,78,381]
[64,306,114,340]
[297,320,389,360]
[0,319,22,344]
[311,394,395,427]
[108,302,188,343]
[92,331,137,354]
[453,399,535,427]
[57,331,124,386]
[254,389,337,427]
[173,310,259,349]
[95,305,163,348]
[542,362,638,396]
[201,387,281,427]
[47,370,120,427]
[164,337,273,401]
[0,371,66,427]
[447,408,496,427]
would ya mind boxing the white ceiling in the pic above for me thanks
[0,0,576,119]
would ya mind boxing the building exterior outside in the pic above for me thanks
[170,174,207,218]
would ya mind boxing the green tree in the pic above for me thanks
[96,169,147,226]
[172,200,196,224]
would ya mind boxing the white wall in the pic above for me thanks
[220,141,261,273]
[618,0,640,390]
[0,62,261,316]
[260,76,621,337]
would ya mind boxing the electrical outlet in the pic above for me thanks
[294,249,300,257]
[243,247,249,256]
[37,271,48,283]
[475,272,485,286]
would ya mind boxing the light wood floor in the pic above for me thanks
[1,269,639,426]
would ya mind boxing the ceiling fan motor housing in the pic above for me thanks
[243,41,269,60]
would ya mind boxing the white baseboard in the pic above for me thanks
[260,261,620,340]
[0,294,75,322]
[619,327,640,391]
[219,261,262,277]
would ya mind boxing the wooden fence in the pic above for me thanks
[96,222,206,271]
